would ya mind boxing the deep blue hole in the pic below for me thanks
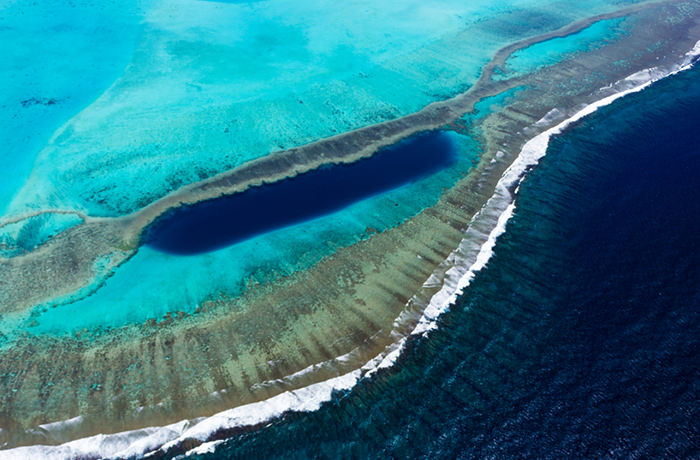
[144,131,457,255]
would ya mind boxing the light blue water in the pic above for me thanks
[498,17,628,78]
[0,213,84,257]
[2,0,640,228]
[0,0,147,214]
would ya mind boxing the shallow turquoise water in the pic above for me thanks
[499,17,628,78]
[0,213,84,257]
[1,0,639,230]
[0,0,148,214]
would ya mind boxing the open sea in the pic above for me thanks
[189,60,700,459]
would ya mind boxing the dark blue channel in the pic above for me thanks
[145,131,456,255]
[185,65,700,459]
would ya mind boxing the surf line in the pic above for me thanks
[10,37,698,460]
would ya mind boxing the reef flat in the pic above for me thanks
[1,0,700,456]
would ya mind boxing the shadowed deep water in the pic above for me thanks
[145,131,455,254]
[188,64,700,458]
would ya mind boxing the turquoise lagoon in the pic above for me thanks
[0,0,147,213]
[2,0,638,228]
[499,16,628,78]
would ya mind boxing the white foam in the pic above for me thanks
[145,370,361,457]
[686,39,700,59]
[37,416,84,436]
[2,40,698,460]
[182,440,223,457]
[0,421,192,460]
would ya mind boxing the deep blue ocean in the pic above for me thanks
[188,64,700,459]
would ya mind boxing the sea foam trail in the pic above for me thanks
[2,40,698,460]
